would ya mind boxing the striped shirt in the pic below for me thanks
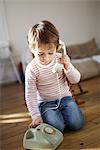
[25,55,81,122]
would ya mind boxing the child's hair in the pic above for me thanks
[27,20,59,52]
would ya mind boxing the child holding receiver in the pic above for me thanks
[25,20,84,132]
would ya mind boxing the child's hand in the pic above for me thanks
[59,55,71,70]
[28,116,43,128]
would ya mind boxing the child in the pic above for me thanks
[25,20,84,132]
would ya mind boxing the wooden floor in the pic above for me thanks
[0,77,100,150]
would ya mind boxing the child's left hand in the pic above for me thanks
[59,55,71,70]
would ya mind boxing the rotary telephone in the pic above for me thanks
[23,123,63,150]
[52,40,67,73]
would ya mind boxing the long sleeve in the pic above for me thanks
[64,63,81,84]
[25,64,41,122]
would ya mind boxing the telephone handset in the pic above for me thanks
[52,40,67,73]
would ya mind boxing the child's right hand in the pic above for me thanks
[28,116,43,128]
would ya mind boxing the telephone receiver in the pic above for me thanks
[52,40,67,73]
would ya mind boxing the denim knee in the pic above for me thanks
[66,113,85,131]
[42,113,65,132]
[76,113,85,130]
[52,121,65,132]
[39,101,65,132]
[60,98,85,131]
[70,118,84,131]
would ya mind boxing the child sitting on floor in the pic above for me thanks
[25,20,84,132]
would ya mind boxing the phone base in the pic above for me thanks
[23,123,63,150]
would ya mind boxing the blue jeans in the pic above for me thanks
[39,96,85,132]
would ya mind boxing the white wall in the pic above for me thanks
[0,0,9,43]
[3,0,100,58]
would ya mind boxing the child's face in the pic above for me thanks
[34,44,56,65]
